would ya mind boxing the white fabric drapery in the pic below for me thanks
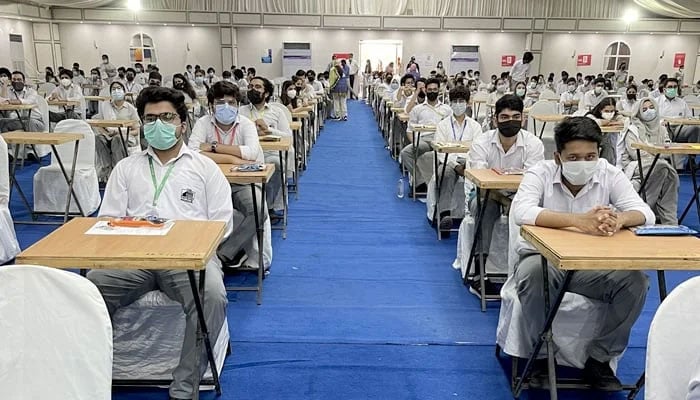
[633,0,700,18]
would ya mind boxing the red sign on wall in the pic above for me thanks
[674,53,686,68]
[576,54,592,66]
[501,55,515,67]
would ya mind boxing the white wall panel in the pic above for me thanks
[578,19,625,32]
[137,11,187,23]
[189,12,217,24]
[33,23,51,41]
[443,18,500,30]
[232,13,261,26]
[51,8,81,20]
[384,17,441,29]
[503,18,532,30]
[84,9,134,22]
[323,16,381,29]
[629,20,678,32]
[263,14,320,27]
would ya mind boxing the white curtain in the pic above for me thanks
[408,0,622,17]
[633,0,700,18]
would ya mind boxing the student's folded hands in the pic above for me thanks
[577,206,621,236]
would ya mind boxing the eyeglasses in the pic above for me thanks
[143,112,179,124]
[213,99,238,107]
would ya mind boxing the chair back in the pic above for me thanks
[683,94,699,105]
[539,89,559,101]
[0,265,112,399]
[35,95,50,132]
[646,276,700,400]
[271,101,293,124]
[0,135,9,202]
[52,119,96,169]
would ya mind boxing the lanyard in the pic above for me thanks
[251,105,266,120]
[214,123,237,145]
[148,157,177,207]
[450,118,467,141]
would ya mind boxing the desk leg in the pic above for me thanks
[433,152,450,240]
[463,189,489,288]
[52,141,85,222]
[187,269,222,398]
[539,121,547,140]
[279,149,288,239]
[411,132,422,201]
[512,260,573,398]
[251,182,265,305]
[636,152,660,202]
[8,143,36,221]
[118,127,129,155]
[678,156,700,224]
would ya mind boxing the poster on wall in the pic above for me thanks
[261,49,272,64]
[282,42,312,79]
[674,53,686,68]
[577,54,592,66]
[501,55,516,67]
[449,45,480,75]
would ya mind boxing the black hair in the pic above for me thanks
[90,68,100,75]
[222,70,232,79]
[110,81,125,92]
[135,86,188,124]
[126,67,136,74]
[626,84,638,92]
[554,116,602,152]
[449,85,470,103]
[206,81,241,105]
[207,67,215,74]
[118,66,126,73]
[59,69,73,79]
[148,71,162,82]
[172,73,197,101]
[566,77,577,84]
[11,70,25,80]
[247,67,256,76]
[523,51,534,62]
[101,54,109,59]
[295,69,306,77]
[593,77,606,85]
[425,77,441,88]
[251,76,274,102]
[664,78,679,87]
[588,97,617,119]
[495,94,524,116]
[233,69,244,80]
[399,74,415,86]
[280,80,298,108]
[186,64,192,69]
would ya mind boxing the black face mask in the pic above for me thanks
[498,120,521,137]
[627,93,636,100]
[426,92,439,102]
[12,81,24,92]
[173,82,184,90]
[247,90,264,105]
[417,92,426,102]
[118,73,125,79]
[126,74,134,81]
[307,76,315,82]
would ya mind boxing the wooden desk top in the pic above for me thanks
[0,103,34,111]
[219,163,275,184]
[16,217,226,271]
[631,142,700,155]
[666,117,700,126]
[391,107,405,113]
[464,168,523,190]
[531,114,567,123]
[290,121,302,130]
[84,95,110,101]
[298,105,314,112]
[2,131,83,145]
[48,100,80,107]
[432,141,471,153]
[472,99,487,104]
[292,110,310,118]
[260,136,292,151]
[385,101,394,108]
[521,225,700,270]
[690,104,700,110]
[87,119,139,128]
[413,125,436,133]
[398,113,409,122]
[600,125,623,133]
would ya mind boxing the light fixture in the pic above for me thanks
[127,0,141,11]
[80,21,83,24]
[568,31,571,34]
[622,8,638,24]
[163,23,167,26]
[259,25,263,28]
[191,24,194,26]
[649,32,654,35]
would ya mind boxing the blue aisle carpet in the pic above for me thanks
[8,100,700,399]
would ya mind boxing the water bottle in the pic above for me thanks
[397,178,405,199]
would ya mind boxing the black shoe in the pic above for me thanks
[582,358,623,391]
[526,359,550,389]
[220,250,247,272]
[468,278,500,300]
[342,115,348,121]
[439,215,453,231]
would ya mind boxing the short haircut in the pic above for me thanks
[566,77,577,84]
[554,116,602,152]
[664,78,679,87]
[222,70,232,79]
[251,76,274,102]
[101,54,109,59]
[593,77,606,85]
[247,67,256,76]
[295,69,306,77]
[126,67,136,74]
[474,71,480,75]
[186,64,192,69]
[449,85,470,102]
[207,67,215,73]
[110,81,125,91]
[495,94,524,116]
[207,81,241,105]
[59,69,73,79]
[306,69,316,77]
[627,84,638,92]
[90,68,100,75]
[148,71,162,81]
[233,69,244,80]
[11,70,25,80]
[399,74,415,85]
[135,86,188,124]
[425,77,441,88]
[523,51,534,62]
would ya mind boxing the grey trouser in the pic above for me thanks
[632,160,679,225]
[86,258,227,399]
[332,92,347,118]
[264,151,283,211]
[469,196,504,258]
[95,133,128,182]
[514,253,648,361]
[401,138,433,187]
[430,160,461,216]
[599,132,616,166]
[218,184,268,268]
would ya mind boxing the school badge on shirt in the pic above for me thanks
[180,189,195,203]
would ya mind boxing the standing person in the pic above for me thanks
[362,59,372,100]
[509,51,534,89]
[348,53,359,100]
[329,60,348,121]
[435,61,445,76]
[615,63,628,90]
[100,54,117,83]
[326,54,337,73]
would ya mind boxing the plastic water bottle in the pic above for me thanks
[397,178,405,199]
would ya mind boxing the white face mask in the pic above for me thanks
[390,82,399,90]
[286,90,296,99]
[568,84,576,92]
[601,111,615,121]
[594,87,603,95]
[60,78,71,87]
[195,76,204,85]
[529,82,537,89]
[111,89,125,101]
[515,88,526,97]
[640,108,657,122]
[496,84,506,93]
[561,159,598,186]
[450,102,467,116]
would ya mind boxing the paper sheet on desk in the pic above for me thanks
[85,220,175,236]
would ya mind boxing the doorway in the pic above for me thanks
[359,39,403,74]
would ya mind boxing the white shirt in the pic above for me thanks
[123,80,143,96]
[93,100,141,146]
[239,102,292,141]
[50,84,83,102]
[99,144,234,240]
[509,60,530,82]
[582,89,606,110]
[617,98,639,114]
[468,128,544,170]
[559,90,583,114]
[189,114,264,163]
[434,115,483,168]
[2,87,42,124]
[407,102,452,137]
[349,59,359,75]
[657,95,691,119]
[510,159,655,256]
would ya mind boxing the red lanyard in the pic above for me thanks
[214,123,238,145]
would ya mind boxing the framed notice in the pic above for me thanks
[674,53,686,68]
[501,55,515,67]
[577,54,591,66]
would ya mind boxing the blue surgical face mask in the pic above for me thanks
[144,119,179,150]
[215,103,238,125]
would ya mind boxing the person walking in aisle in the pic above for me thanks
[329,60,349,121]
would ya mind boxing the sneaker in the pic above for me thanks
[526,359,550,389]
[468,278,500,300]
[582,358,623,391]
[342,116,348,121]
[439,215,453,231]
[221,251,248,272]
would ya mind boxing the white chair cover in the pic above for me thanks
[0,265,112,400]
[0,135,20,264]
[33,119,100,215]
[539,89,559,101]
[425,175,466,222]
[645,276,700,400]
[683,94,698,105]
[33,95,51,157]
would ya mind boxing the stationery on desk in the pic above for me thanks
[492,167,524,175]
[86,219,176,236]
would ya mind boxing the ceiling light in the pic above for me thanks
[421,28,424,32]
[127,0,141,11]
[80,21,83,24]
[622,9,638,24]
[163,23,167,26]
[568,31,571,34]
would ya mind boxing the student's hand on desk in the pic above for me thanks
[8,99,21,105]
[254,119,270,135]
[576,206,618,236]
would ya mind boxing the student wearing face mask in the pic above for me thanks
[650,75,667,98]
[617,84,639,115]
[232,69,248,90]
[466,95,544,296]
[514,81,535,109]
[133,63,147,86]
[0,71,45,140]
[189,81,266,271]
[582,77,607,110]
[526,77,541,99]
[428,86,483,232]
[280,80,302,113]
[508,117,652,391]
[675,64,685,87]
[123,67,143,98]
[405,78,427,114]
[147,71,162,87]
[87,86,232,400]
[206,67,220,86]
[620,97,679,224]
[171,72,202,121]
[100,54,117,83]
[559,77,582,115]
[329,60,349,121]
[392,74,415,108]
[487,78,508,106]
[585,97,625,166]
[192,70,208,98]
[47,69,84,122]
[657,78,699,168]
[92,81,141,182]
[556,71,570,95]
[184,64,195,81]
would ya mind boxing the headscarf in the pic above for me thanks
[630,96,663,145]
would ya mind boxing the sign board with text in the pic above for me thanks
[674,53,686,68]
[576,54,592,66]
[501,55,515,67]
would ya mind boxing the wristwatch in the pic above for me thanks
[211,141,218,153]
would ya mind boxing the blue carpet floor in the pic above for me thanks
[9,100,700,400]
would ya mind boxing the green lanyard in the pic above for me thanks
[148,157,177,207]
